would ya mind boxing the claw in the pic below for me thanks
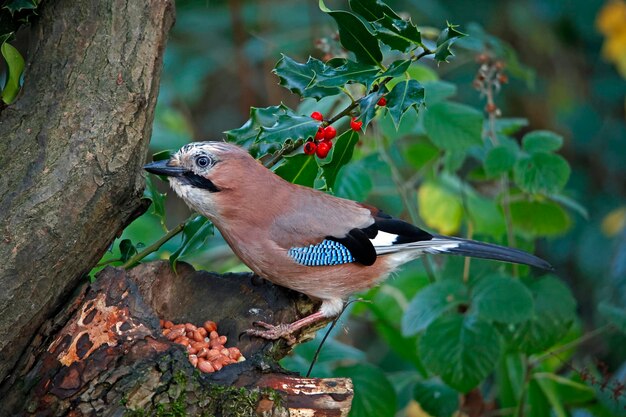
[243,322,297,345]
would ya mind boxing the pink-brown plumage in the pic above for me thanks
[144,141,551,340]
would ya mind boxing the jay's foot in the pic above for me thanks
[244,321,298,345]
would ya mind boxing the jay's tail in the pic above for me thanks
[375,236,553,270]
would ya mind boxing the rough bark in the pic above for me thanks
[0,0,175,383]
[0,262,352,416]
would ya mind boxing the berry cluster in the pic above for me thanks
[473,53,508,116]
[305,111,336,158]
[303,98,387,158]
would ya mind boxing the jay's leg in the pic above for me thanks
[244,298,343,344]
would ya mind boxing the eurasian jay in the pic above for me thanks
[144,141,551,341]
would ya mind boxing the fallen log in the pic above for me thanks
[0,261,352,416]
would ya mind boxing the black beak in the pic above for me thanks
[143,160,185,177]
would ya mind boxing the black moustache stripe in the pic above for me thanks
[181,172,221,192]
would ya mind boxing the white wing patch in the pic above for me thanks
[370,231,399,247]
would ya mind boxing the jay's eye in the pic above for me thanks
[196,156,211,168]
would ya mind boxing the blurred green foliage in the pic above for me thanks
[87,0,626,415]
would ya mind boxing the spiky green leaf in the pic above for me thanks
[385,79,424,128]
[320,0,383,66]
[434,22,466,63]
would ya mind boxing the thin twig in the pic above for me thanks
[122,221,186,269]
[529,325,612,368]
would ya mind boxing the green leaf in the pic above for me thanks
[273,55,340,99]
[225,104,294,152]
[507,276,576,354]
[522,130,564,153]
[3,0,37,14]
[373,14,422,53]
[259,114,321,145]
[169,216,214,267]
[423,81,457,104]
[334,160,373,201]
[144,174,167,229]
[274,153,319,187]
[319,0,383,66]
[413,381,459,417]
[434,22,466,63]
[493,118,529,135]
[534,373,595,405]
[320,130,359,190]
[335,363,396,417]
[315,59,380,89]
[377,59,411,80]
[1,41,25,104]
[513,152,571,195]
[385,79,425,128]
[419,314,502,393]
[417,180,463,235]
[424,102,483,151]
[509,200,571,237]
[484,146,518,177]
[401,280,467,336]
[598,301,626,333]
[471,273,534,324]
[547,194,588,220]
[348,0,400,21]
[358,87,387,129]
[119,239,138,263]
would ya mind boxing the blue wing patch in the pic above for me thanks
[288,239,356,266]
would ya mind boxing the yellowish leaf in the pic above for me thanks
[601,206,626,236]
[417,181,462,235]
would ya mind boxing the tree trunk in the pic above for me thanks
[0,262,352,416]
[0,0,174,383]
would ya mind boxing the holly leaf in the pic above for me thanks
[373,14,422,53]
[378,59,411,80]
[319,130,359,191]
[319,0,383,66]
[170,216,214,269]
[259,113,321,144]
[274,153,319,187]
[315,59,380,89]
[419,314,502,393]
[385,79,425,128]
[119,239,138,263]
[358,87,387,129]
[513,152,571,195]
[434,22,466,63]
[144,174,167,229]
[273,55,340,99]
[3,0,37,14]
[348,0,400,21]
[225,104,293,149]
[1,40,25,104]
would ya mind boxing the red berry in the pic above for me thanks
[350,117,363,132]
[310,111,323,121]
[323,126,336,141]
[303,141,317,155]
[316,141,331,158]
[315,127,325,140]
[377,97,387,106]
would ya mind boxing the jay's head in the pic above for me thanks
[144,141,255,218]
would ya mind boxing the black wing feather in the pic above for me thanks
[327,228,377,266]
